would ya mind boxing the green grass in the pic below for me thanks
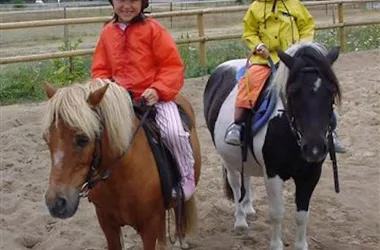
[1,24,379,105]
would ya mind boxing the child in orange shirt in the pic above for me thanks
[91,0,196,199]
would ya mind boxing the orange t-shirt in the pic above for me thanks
[91,17,184,101]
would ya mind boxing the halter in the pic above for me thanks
[79,100,152,198]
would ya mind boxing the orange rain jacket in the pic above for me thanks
[91,17,184,101]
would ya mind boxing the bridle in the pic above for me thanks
[279,64,340,193]
[280,66,336,147]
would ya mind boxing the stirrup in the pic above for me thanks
[224,123,242,146]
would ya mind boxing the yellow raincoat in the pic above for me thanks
[243,0,315,65]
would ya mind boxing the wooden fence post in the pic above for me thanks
[63,7,73,72]
[63,7,68,45]
[170,1,173,28]
[197,13,206,68]
[338,3,345,52]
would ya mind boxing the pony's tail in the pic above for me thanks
[181,196,198,235]
[223,167,234,201]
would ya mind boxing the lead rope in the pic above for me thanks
[328,126,340,193]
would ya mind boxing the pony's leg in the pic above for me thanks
[225,164,248,231]
[95,208,122,250]
[265,175,285,250]
[141,212,166,250]
[293,167,322,250]
[242,175,256,217]
[157,213,168,250]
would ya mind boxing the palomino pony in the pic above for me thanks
[203,42,341,250]
[42,78,201,250]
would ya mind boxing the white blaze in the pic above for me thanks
[313,78,321,92]
[53,151,64,168]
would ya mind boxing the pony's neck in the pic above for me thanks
[88,118,157,206]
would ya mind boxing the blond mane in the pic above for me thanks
[43,78,135,155]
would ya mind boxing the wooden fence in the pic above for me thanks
[0,0,379,65]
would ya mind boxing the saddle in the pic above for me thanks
[133,100,192,209]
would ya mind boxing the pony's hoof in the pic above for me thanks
[294,242,308,250]
[244,205,256,217]
[234,219,248,231]
[270,240,284,250]
[174,239,190,249]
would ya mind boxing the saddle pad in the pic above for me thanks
[251,88,277,136]
[235,65,277,136]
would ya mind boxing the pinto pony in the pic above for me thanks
[203,42,341,250]
[42,79,201,250]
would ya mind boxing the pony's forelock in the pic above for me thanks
[42,79,135,155]
[42,83,100,140]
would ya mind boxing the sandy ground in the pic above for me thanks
[0,50,379,250]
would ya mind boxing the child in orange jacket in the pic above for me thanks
[91,0,196,200]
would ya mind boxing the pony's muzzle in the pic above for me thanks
[45,191,79,219]
[301,139,328,163]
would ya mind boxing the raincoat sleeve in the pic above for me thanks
[242,5,263,51]
[295,2,315,41]
[91,33,112,79]
[150,26,184,101]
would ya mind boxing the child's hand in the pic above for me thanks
[142,88,159,106]
[255,44,270,59]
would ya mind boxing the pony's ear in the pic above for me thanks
[327,46,340,64]
[44,83,57,99]
[87,84,109,107]
[277,48,295,69]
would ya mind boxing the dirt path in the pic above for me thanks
[0,50,379,250]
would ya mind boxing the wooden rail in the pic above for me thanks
[0,0,379,65]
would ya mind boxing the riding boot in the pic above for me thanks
[224,107,250,146]
[332,131,346,153]
[331,111,346,153]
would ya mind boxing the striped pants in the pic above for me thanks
[155,101,195,199]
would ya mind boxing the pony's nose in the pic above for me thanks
[301,142,328,162]
[51,196,67,216]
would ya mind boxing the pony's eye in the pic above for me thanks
[75,135,89,149]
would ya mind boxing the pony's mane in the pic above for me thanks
[43,79,135,155]
[271,41,341,105]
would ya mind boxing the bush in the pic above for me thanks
[0,39,91,105]
[11,0,25,8]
